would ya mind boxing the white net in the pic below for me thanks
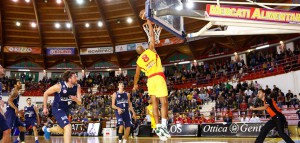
[143,22,162,44]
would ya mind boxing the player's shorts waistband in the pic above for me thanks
[148,72,166,81]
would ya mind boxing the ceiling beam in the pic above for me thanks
[126,0,149,41]
[63,0,83,68]
[32,0,46,69]
[162,50,179,63]
[227,36,239,50]
[95,0,120,67]
[186,43,197,59]
[0,1,5,67]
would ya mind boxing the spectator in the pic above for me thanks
[249,113,260,123]
[223,113,232,124]
[240,114,250,123]
[206,115,215,123]
[240,100,248,115]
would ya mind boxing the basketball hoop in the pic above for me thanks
[143,22,162,44]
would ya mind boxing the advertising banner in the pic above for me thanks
[201,123,271,137]
[138,124,199,137]
[206,4,300,24]
[115,42,148,52]
[155,37,184,47]
[46,47,75,55]
[80,47,113,55]
[4,46,41,54]
[50,122,101,136]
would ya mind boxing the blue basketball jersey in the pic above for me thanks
[24,104,36,119]
[6,89,20,111]
[52,81,77,111]
[115,92,129,110]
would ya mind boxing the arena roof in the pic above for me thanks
[0,0,297,69]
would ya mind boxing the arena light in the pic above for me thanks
[54,22,61,29]
[85,23,90,28]
[126,17,133,24]
[16,21,21,27]
[12,0,18,2]
[186,1,194,9]
[66,22,72,28]
[18,69,30,72]
[31,22,37,28]
[255,44,270,50]
[76,0,84,4]
[56,0,62,4]
[97,21,103,27]
[25,0,30,3]
[280,41,283,44]
[178,61,191,64]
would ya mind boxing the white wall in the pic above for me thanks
[5,71,10,77]
[1,96,54,112]
[254,70,300,95]
[38,71,44,81]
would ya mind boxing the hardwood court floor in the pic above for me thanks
[20,136,300,143]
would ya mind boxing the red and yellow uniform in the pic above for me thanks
[146,104,156,129]
[137,49,168,97]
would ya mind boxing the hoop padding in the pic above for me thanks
[143,23,162,44]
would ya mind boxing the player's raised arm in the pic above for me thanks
[147,20,157,53]
[133,65,141,91]
[43,84,60,114]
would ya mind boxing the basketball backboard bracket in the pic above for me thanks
[146,0,300,40]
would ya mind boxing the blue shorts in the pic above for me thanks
[0,113,9,131]
[52,108,70,128]
[5,110,25,129]
[115,110,132,128]
[25,118,37,129]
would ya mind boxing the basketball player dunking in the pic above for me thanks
[42,70,81,143]
[112,82,136,143]
[133,18,171,141]
[0,65,11,143]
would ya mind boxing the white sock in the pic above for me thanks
[122,139,127,143]
[156,124,161,128]
[161,118,167,127]
[17,137,20,141]
[35,136,38,141]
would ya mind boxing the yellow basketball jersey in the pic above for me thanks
[136,49,163,76]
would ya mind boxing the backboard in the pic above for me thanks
[145,0,185,39]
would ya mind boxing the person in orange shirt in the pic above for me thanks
[250,89,294,143]
[133,19,170,141]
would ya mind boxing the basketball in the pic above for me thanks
[139,9,146,20]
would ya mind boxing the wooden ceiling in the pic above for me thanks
[0,0,297,69]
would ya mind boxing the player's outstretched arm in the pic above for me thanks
[147,20,156,53]
[43,84,60,114]
[133,66,141,91]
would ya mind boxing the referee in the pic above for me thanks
[250,89,294,143]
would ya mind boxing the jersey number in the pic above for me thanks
[142,55,149,62]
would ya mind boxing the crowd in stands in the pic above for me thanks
[1,46,299,129]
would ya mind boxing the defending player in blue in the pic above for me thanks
[5,81,26,143]
[112,82,136,143]
[0,65,11,143]
[24,98,40,143]
[42,70,82,143]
